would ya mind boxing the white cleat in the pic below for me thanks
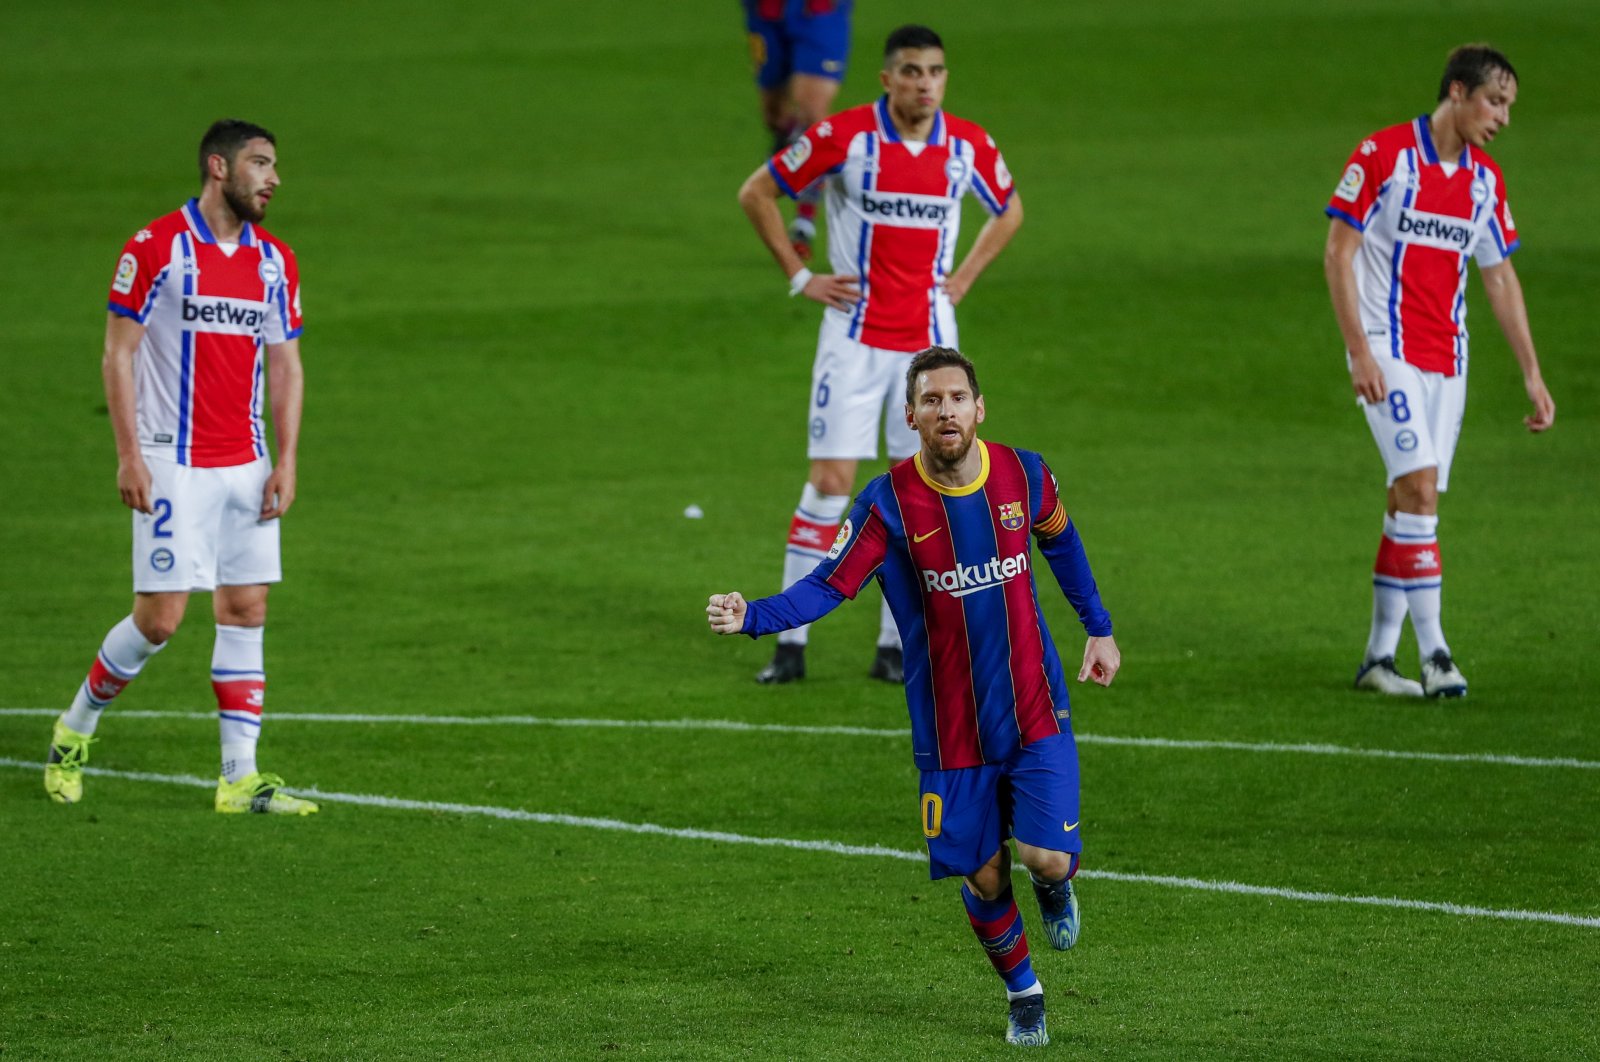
[1354,657,1424,697]
[1421,651,1468,699]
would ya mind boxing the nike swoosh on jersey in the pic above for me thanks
[913,528,943,543]
[1063,820,1079,832]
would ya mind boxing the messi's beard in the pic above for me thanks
[221,178,266,224]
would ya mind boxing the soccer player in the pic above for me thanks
[742,0,855,261]
[707,347,1119,1047]
[737,23,1024,686]
[43,119,318,814]
[1324,44,1555,699]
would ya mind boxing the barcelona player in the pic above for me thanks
[44,120,317,814]
[742,0,854,261]
[707,347,1119,1046]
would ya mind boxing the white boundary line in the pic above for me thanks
[3,755,1596,930]
[4,707,1597,771]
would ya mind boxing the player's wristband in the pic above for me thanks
[788,268,813,297]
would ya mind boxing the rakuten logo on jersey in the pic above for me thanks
[1396,209,1476,253]
[921,550,1030,598]
[181,296,267,335]
[861,190,955,228]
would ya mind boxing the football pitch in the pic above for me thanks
[2,1,1598,1058]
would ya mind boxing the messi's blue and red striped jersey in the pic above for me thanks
[742,440,1112,771]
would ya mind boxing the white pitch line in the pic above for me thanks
[2,756,1596,930]
[3,707,1597,771]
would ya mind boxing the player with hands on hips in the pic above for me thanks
[1324,43,1554,700]
[707,347,1118,1047]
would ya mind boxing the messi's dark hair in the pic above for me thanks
[906,346,980,406]
[1437,44,1517,101]
[198,119,275,184]
[884,24,943,61]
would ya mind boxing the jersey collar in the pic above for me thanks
[182,198,217,244]
[1414,114,1470,168]
[181,198,255,246]
[914,439,989,496]
[875,96,945,146]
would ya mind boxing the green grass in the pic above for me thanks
[2,1,1599,1058]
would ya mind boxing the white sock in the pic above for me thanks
[62,615,165,735]
[213,624,265,782]
[1006,980,1044,1001]
[1393,511,1447,659]
[777,483,849,648]
[1365,513,1408,663]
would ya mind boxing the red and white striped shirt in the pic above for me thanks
[1326,115,1517,377]
[108,199,302,467]
[769,97,1015,352]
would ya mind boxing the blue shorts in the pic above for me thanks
[917,731,1082,881]
[744,0,853,89]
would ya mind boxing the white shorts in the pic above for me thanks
[132,454,282,593]
[1355,356,1467,492]
[805,313,932,461]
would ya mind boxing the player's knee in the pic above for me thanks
[133,612,181,645]
[1021,848,1076,884]
[964,867,1007,902]
[1392,469,1439,514]
[808,464,854,497]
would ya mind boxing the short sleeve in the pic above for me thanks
[261,242,303,344]
[767,117,849,199]
[966,131,1015,217]
[1326,139,1384,231]
[107,230,170,322]
[1475,173,1520,266]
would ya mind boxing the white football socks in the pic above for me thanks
[62,615,165,735]
[776,483,849,648]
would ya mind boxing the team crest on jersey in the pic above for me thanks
[994,153,1012,191]
[944,155,970,184]
[258,258,283,286]
[997,501,1025,531]
[1334,163,1365,203]
[112,253,138,294]
[782,135,813,172]
[827,519,852,560]
[1469,178,1489,205]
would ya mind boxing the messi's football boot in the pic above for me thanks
[215,772,319,815]
[756,643,806,685]
[1005,993,1049,1047]
[1421,650,1468,699]
[1032,874,1081,951]
[1354,657,1425,697]
[869,645,904,684]
[44,718,94,804]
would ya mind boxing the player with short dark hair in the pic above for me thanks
[44,119,317,814]
[708,347,1119,1046]
[737,25,1024,687]
[1324,44,1554,699]
[742,0,854,261]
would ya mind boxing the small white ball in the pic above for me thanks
[683,504,704,519]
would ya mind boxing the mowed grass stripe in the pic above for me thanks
[3,754,1597,931]
[5,707,1597,771]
